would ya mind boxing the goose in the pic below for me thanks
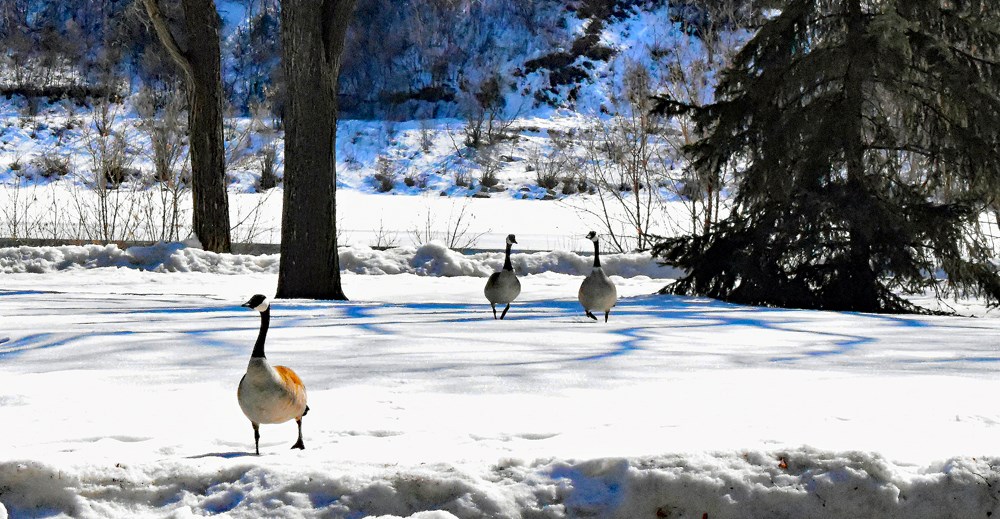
[484,234,522,319]
[578,231,617,322]
[237,294,309,455]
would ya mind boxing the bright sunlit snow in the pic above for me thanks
[1,2,999,517]
[2,243,1000,518]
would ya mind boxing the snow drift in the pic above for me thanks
[0,241,680,279]
[2,450,998,518]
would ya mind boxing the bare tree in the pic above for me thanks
[135,86,190,242]
[460,73,515,149]
[409,202,487,252]
[0,175,43,240]
[275,0,357,300]
[578,62,669,253]
[654,0,751,235]
[142,0,232,252]
[79,99,142,242]
[370,219,399,249]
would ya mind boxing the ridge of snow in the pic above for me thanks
[0,449,997,518]
[0,242,680,278]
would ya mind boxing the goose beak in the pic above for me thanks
[241,301,253,308]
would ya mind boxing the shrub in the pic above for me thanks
[103,165,140,188]
[372,155,396,192]
[403,170,428,189]
[536,169,559,190]
[561,174,579,195]
[257,145,279,190]
[480,169,500,189]
[32,153,71,178]
[419,120,434,153]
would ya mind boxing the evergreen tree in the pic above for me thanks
[653,0,1000,313]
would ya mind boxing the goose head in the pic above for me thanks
[506,234,518,246]
[585,231,599,243]
[242,294,270,312]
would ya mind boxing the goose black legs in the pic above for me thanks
[604,310,610,323]
[585,311,597,321]
[292,418,305,450]
[500,304,511,320]
[491,303,497,319]
[253,423,260,455]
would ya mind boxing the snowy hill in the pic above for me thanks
[0,1,750,250]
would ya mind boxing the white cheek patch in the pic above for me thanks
[254,301,270,312]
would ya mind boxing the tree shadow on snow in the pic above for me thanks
[187,451,256,459]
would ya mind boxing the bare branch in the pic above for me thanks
[141,0,195,84]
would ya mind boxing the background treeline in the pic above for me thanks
[0,0,751,119]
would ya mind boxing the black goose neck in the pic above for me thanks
[503,242,514,271]
[592,239,601,268]
[251,307,270,359]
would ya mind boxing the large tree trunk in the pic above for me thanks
[842,0,877,311]
[141,0,231,253]
[275,0,356,300]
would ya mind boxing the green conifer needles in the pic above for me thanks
[652,0,1000,313]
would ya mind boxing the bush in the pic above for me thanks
[103,165,139,188]
[257,145,279,190]
[561,174,579,195]
[403,171,428,189]
[480,169,500,189]
[372,155,396,192]
[536,169,559,190]
[32,153,71,178]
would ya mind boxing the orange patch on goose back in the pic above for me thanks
[274,366,305,390]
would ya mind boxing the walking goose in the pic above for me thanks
[484,234,521,319]
[237,294,309,455]
[578,231,617,322]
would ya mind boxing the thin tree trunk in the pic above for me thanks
[182,0,231,253]
[275,0,356,300]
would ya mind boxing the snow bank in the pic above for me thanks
[0,242,680,278]
[2,450,997,518]
[0,242,279,275]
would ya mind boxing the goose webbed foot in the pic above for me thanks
[585,311,598,321]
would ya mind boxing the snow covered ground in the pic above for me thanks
[2,244,1000,518]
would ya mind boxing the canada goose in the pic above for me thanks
[484,234,522,319]
[578,231,617,322]
[237,294,309,455]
